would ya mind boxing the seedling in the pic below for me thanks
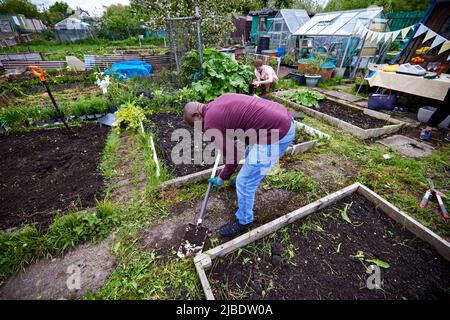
[339,202,353,224]
[352,250,390,269]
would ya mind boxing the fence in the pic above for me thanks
[387,11,425,31]
[84,54,171,71]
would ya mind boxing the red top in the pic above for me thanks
[203,93,292,180]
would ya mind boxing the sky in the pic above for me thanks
[31,0,130,17]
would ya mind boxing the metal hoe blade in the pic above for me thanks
[177,223,209,258]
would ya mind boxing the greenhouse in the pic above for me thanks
[54,17,94,42]
[293,7,386,69]
[267,9,310,50]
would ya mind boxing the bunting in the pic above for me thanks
[430,35,446,50]
[438,41,450,55]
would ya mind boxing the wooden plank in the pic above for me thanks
[356,183,450,262]
[201,183,360,262]
[195,261,215,300]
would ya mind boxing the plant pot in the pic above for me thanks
[305,75,322,87]
[289,72,306,85]
[320,68,334,82]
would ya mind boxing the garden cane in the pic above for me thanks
[419,178,449,220]
[177,151,221,258]
[28,66,71,132]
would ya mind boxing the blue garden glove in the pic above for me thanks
[208,177,224,188]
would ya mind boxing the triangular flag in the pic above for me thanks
[361,27,368,38]
[413,24,428,38]
[371,31,379,43]
[430,34,446,50]
[422,29,437,43]
[391,30,401,41]
[377,32,385,43]
[367,30,373,41]
[401,26,411,39]
[438,40,450,55]
[384,32,392,42]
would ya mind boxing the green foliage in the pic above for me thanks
[69,97,110,116]
[324,0,430,13]
[99,4,142,34]
[338,202,353,224]
[318,76,343,89]
[130,0,237,46]
[115,102,146,132]
[276,78,299,91]
[181,49,225,85]
[0,95,110,129]
[0,201,119,281]
[281,54,296,66]
[0,0,39,18]
[264,169,317,194]
[191,50,254,102]
[284,88,325,109]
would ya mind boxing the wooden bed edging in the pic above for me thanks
[271,90,407,140]
[194,182,450,300]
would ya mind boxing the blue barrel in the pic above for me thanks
[277,47,285,57]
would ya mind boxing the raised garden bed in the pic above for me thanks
[0,124,109,231]
[272,90,406,139]
[148,112,329,189]
[194,183,450,300]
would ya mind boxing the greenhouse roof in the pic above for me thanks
[293,6,384,37]
[277,9,311,33]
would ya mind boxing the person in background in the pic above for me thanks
[420,89,450,142]
[249,60,278,96]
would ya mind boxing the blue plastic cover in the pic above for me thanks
[104,60,153,80]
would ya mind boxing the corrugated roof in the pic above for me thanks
[293,6,384,36]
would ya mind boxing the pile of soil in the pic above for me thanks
[315,100,389,129]
[148,112,217,177]
[208,192,450,300]
[0,124,109,231]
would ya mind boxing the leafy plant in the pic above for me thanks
[352,251,390,269]
[191,50,254,102]
[114,101,146,132]
[281,54,296,66]
[338,202,353,224]
[284,88,325,109]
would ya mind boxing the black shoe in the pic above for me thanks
[219,220,252,237]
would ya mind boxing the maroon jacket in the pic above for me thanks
[203,93,292,180]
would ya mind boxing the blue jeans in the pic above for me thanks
[235,119,295,225]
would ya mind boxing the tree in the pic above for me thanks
[48,1,73,16]
[324,0,430,13]
[98,4,142,39]
[130,0,244,45]
[0,0,40,18]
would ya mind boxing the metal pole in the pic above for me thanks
[43,81,70,131]
[195,6,203,72]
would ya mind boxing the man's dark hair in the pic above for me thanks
[254,60,263,68]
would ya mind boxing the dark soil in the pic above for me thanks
[315,100,389,129]
[0,124,109,231]
[147,112,217,177]
[140,187,306,261]
[208,192,450,300]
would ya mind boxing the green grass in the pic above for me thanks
[0,201,120,282]
[2,37,166,61]
[99,131,121,198]
[0,95,111,128]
